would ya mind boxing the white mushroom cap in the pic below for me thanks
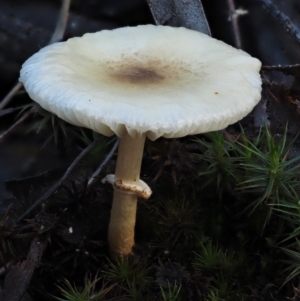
[20,25,262,140]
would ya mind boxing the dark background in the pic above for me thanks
[1,0,300,99]
[1,0,300,202]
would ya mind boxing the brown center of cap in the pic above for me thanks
[111,66,165,84]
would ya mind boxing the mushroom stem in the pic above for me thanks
[108,132,146,259]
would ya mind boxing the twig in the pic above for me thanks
[16,138,103,223]
[0,111,32,141]
[0,0,71,109]
[259,0,300,44]
[262,64,300,70]
[227,0,247,49]
[0,261,15,277]
[0,82,23,110]
[0,108,17,117]
[5,169,59,185]
[49,0,71,44]
[87,139,119,187]
[262,64,300,78]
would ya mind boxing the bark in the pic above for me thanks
[2,237,47,301]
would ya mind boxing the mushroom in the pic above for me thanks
[19,25,262,259]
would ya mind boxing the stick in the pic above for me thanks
[49,0,71,44]
[0,111,31,141]
[227,0,246,49]
[0,82,23,110]
[87,139,119,187]
[16,139,102,223]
